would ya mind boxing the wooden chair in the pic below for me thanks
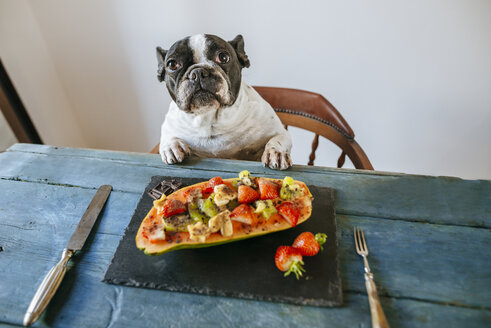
[252,86,373,170]
[150,86,373,170]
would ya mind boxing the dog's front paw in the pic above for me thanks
[261,147,292,170]
[159,139,190,164]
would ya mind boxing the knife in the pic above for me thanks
[23,185,112,326]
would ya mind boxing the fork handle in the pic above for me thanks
[365,272,390,328]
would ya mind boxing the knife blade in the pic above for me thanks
[66,185,112,251]
[23,185,112,326]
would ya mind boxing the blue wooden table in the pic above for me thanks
[0,144,490,328]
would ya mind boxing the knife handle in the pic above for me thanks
[23,248,74,326]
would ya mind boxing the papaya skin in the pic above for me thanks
[136,177,313,255]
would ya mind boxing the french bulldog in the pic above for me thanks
[156,34,292,170]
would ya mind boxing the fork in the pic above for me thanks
[354,227,390,328]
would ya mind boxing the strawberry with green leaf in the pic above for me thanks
[292,232,327,256]
[275,246,305,279]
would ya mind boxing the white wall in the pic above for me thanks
[0,0,87,148]
[1,0,490,179]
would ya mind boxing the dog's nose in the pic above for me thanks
[189,67,209,81]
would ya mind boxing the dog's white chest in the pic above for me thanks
[160,82,289,160]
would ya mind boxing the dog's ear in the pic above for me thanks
[228,35,250,68]
[156,46,168,82]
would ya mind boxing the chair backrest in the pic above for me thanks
[253,86,373,170]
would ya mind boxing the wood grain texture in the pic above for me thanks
[1,179,488,308]
[0,179,489,325]
[0,144,490,327]
[1,230,490,328]
[3,144,490,228]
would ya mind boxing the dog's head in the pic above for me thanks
[156,34,250,114]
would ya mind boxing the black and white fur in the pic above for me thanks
[156,34,292,170]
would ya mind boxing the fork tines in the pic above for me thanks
[354,227,368,255]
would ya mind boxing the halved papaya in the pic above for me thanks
[136,176,313,255]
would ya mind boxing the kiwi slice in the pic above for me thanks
[163,214,194,232]
[280,176,301,200]
[201,194,220,218]
[188,203,207,223]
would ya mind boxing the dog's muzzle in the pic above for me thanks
[176,65,231,113]
[188,67,221,96]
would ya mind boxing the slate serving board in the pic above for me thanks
[103,175,342,307]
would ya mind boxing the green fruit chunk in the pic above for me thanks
[163,214,194,232]
[238,170,256,187]
[188,203,207,223]
[231,179,240,188]
[254,200,277,220]
[283,176,294,185]
[239,170,251,179]
[280,176,301,200]
[201,194,219,218]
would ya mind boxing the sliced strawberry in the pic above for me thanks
[161,198,186,218]
[257,178,280,200]
[203,177,224,194]
[238,185,260,204]
[274,246,305,279]
[277,202,300,227]
[292,232,327,256]
[230,204,255,225]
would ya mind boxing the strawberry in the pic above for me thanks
[161,198,186,218]
[230,204,255,225]
[277,202,300,227]
[292,232,327,256]
[257,178,280,200]
[238,185,260,204]
[203,177,224,194]
[274,246,305,279]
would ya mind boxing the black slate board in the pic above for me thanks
[103,176,342,307]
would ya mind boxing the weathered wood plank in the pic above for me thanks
[1,145,490,228]
[336,214,491,308]
[0,323,23,328]
[0,179,138,237]
[1,145,490,327]
[1,234,490,328]
[9,142,489,180]
[7,143,376,176]
[1,180,490,310]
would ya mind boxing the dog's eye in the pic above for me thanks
[216,51,230,64]
[166,60,181,71]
